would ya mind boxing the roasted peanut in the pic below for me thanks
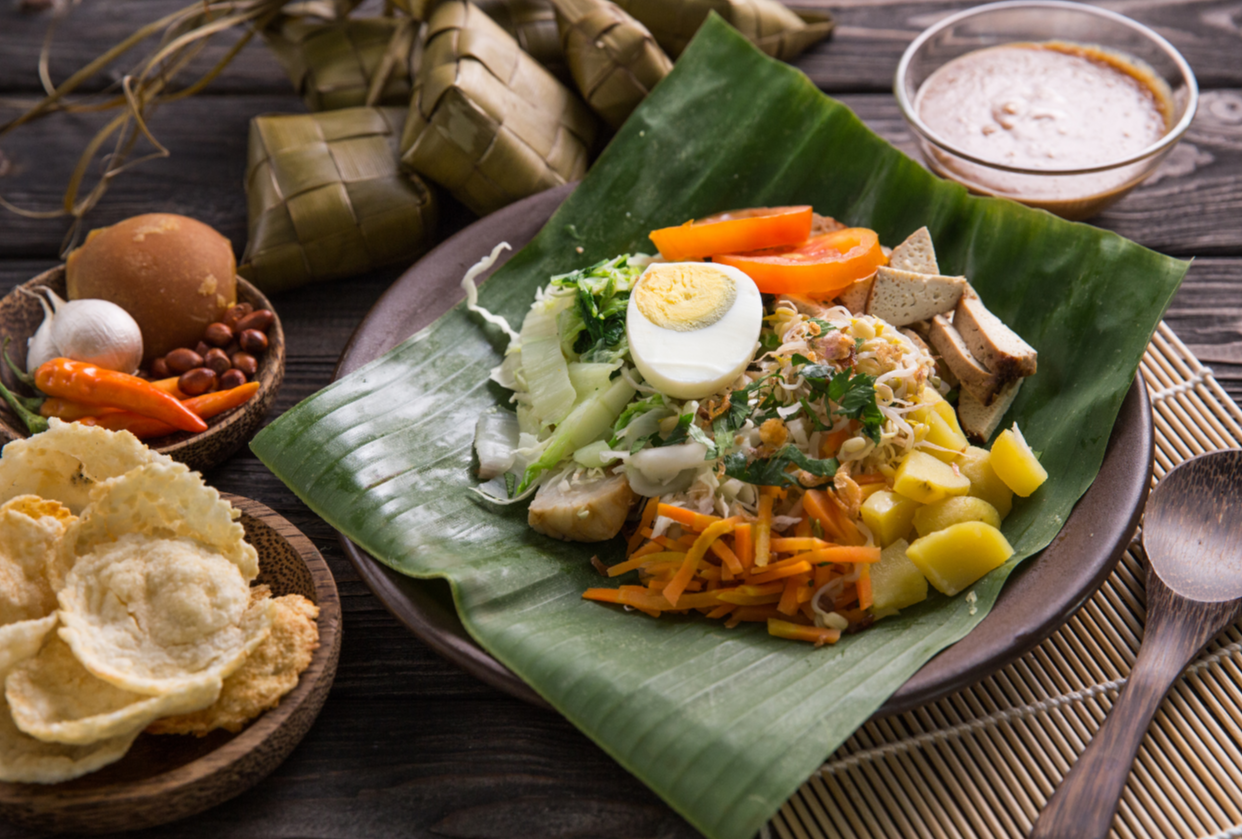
[205,322,233,347]
[223,303,253,329]
[178,367,217,396]
[166,347,204,374]
[204,348,231,374]
[236,309,274,333]
[150,357,170,378]
[219,368,247,389]
[231,352,258,377]
[238,329,268,353]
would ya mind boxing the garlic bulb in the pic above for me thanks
[26,288,144,375]
[26,293,61,376]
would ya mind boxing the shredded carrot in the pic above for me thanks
[628,496,661,554]
[733,583,785,597]
[813,565,834,588]
[705,604,735,620]
[716,589,782,606]
[785,546,882,566]
[747,560,812,585]
[630,541,664,561]
[820,428,850,458]
[664,517,739,607]
[803,489,866,546]
[777,575,805,616]
[857,564,873,610]
[710,540,744,576]
[734,524,754,570]
[770,537,833,553]
[657,503,723,532]
[794,516,813,539]
[607,550,684,577]
[755,493,774,567]
[767,618,841,646]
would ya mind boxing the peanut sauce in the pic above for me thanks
[915,42,1173,216]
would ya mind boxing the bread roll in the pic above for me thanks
[66,214,236,363]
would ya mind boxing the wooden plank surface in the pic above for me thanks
[3,0,1242,95]
[0,2,1240,838]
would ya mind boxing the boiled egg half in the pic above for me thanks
[626,261,763,400]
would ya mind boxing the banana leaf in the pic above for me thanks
[252,15,1188,839]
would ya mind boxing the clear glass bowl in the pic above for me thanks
[894,1,1198,220]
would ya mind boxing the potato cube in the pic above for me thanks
[918,410,969,463]
[893,450,970,505]
[870,539,928,617]
[990,423,1048,497]
[913,496,1001,537]
[956,446,1014,517]
[861,490,920,547]
[906,521,1014,596]
[907,386,944,425]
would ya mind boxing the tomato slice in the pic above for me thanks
[715,227,887,296]
[648,206,813,261]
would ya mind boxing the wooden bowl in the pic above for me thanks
[0,266,285,472]
[0,494,342,834]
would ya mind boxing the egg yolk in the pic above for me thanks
[634,263,737,332]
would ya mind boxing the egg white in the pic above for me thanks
[626,262,763,400]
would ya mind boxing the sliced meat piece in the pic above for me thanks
[958,378,1023,442]
[866,267,965,327]
[927,314,1001,405]
[528,472,634,543]
[888,226,939,274]
[954,289,1038,381]
[835,271,875,314]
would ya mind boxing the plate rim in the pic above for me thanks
[333,184,1152,715]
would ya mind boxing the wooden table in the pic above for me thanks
[0,3,1239,836]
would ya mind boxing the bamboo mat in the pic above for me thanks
[770,323,1242,839]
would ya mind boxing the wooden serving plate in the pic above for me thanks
[0,266,285,473]
[0,495,341,834]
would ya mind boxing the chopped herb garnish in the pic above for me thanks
[723,446,839,487]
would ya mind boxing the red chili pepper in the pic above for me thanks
[81,381,259,439]
[35,358,207,434]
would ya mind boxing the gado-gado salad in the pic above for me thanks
[470,207,1048,645]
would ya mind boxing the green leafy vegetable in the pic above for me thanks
[553,254,643,363]
[724,445,839,487]
[252,17,1188,839]
[828,370,884,442]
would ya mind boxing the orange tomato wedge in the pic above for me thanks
[715,227,886,296]
[648,206,813,261]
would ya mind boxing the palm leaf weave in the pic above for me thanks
[399,0,597,216]
[552,0,671,129]
[241,107,438,292]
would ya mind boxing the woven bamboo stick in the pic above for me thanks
[778,322,1242,839]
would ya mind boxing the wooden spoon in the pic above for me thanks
[1030,449,1242,839]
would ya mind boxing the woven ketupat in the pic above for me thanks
[475,0,567,76]
[553,0,671,129]
[400,1,597,216]
[612,0,832,60]
[241,107,438,293]
[264,17,416,112]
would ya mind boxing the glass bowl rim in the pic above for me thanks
[893,0,1199,176]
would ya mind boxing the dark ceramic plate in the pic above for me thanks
[335,184,1152,714]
